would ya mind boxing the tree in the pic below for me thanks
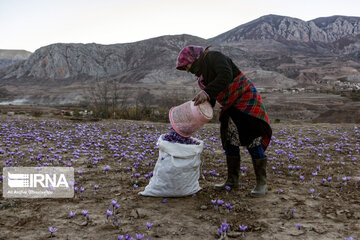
[84,77,125,118]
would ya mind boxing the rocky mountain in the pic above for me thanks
[0,35,210,83]
[211,14,360,43]
[0,35,260,85]
[0,49,32,69]
[211,15,360,56]
[328,33,360,57]
[0,15,359,109]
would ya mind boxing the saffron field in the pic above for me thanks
[0,116,359,240]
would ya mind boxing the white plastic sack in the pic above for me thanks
[139,134,204,197]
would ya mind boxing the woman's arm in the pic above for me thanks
[203,52,233,100]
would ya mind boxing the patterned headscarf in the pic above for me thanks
[176,45,204,70]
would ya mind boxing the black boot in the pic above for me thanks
[251,157,267,196]
[214,155,240,190]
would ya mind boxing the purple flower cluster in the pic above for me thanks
[217,222,230,237]
[162,131,200,145]
[211,199,233,212]
[107,200,121,226]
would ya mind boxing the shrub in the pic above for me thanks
[32,111,43,117]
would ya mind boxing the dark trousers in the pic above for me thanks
[225,142,265,159]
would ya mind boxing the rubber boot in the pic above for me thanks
[214,155,240,190]
[251,157,267,197]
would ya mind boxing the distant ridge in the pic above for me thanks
[0,49,32,69]
[211,14,360,43]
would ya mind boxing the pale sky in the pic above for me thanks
[1,0,359,52]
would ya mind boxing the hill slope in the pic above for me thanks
[0,49,32,69]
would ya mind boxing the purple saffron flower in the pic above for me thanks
[111,200,117,206]
[211,199,216,205]
[49,227,57,237]
[278,189,284,194]
[239,224,247,232]
[221,222,230,232]
[296,224,301,230]
[81,210,88,216]
[94,185,99,190]
[240,166,248,173]
[69,211,75,218]
[162,199,168,203]
[124,234,132,240]
[136,233,144,240]
[217,199,224,206]
[225,203,233,210]
[106,210,113,220]
[133,184,138,189]
[146,222,153,230]
[118,236,124,240]
[225,186,231,191]
[310,188,315,194]
[103,165,110,172]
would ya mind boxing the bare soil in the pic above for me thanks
[0,116,359,240]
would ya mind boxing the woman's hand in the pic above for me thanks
[192,90,210,106]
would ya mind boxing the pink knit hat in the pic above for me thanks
[176,45,204,70]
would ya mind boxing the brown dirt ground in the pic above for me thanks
[0,116,359,240]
